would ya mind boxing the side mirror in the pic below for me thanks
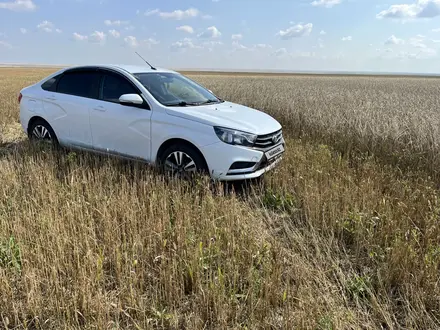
[119,94,144,106]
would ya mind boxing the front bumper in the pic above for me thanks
[200,139,285,181]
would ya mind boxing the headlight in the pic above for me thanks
[214,126,257,147]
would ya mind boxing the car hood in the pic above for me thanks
[164,101,282,135]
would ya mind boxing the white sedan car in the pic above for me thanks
[19,64,285,181]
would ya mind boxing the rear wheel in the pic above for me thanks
[28,119,58,146]
[159,143,207,179]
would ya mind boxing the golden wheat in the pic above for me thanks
[1,68,440,329]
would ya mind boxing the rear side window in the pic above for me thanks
[57,71,101,99]
[101,73,139,103]
[41,74,61,92]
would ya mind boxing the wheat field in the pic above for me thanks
[1,68,440,329]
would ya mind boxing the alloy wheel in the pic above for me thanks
[164,151,197,177]
[32,125,52,142]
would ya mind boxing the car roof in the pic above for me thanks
[62,64,178,75]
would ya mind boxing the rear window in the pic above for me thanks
[57,71,101,99]
[41,74,61,92]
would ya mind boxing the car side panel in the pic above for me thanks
[20,84,91,148]
[39,93,70,144]
[19,87,45,131]
[89,99,153,160]
[51,93,93,148]
[149,109,219,164]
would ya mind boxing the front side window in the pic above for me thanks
[57,71,100,99]
[101,73,138,103]
[132,72,222,107]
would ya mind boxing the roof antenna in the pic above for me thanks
[135,51,156,70]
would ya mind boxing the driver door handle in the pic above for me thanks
[92,105,106,112]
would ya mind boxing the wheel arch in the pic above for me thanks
[156,138,209,171]
[27,116,51,136]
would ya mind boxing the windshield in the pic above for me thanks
[132,72,222,107]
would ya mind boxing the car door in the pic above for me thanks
[46,69,101,148]
[89,70,153,161]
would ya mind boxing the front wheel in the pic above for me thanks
[159,143,208,179]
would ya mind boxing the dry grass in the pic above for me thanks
[1,68,440,329]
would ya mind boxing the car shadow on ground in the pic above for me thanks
[0,140,263,197]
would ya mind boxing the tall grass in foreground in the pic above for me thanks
[1,141,440,329]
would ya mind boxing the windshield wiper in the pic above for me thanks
[165,101,199,107]
[197,99,221,105]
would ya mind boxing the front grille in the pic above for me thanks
[254,129,283,149]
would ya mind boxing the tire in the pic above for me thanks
[159,143,208,179]
[28,119,59,146]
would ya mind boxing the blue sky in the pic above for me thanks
[2,0,440,72]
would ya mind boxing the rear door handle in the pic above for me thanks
[92,106,106,112]
[45,96,57,101]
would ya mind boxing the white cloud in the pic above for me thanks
[20,28,27,34]
[145,8,210,20]
[231,34,243,40]
[291,51,319,58]
[418,47,437,57]
[124,35,138,48]
[198,26,222,38]
[0,0,36,11]
[377,0,440,19]
[144,9,159,16]
[385,35,405,45]
[124,25,135,31]
[311,0,342,8]
[409,36,427,48]
[272,48,288,56]
[37,21,54,33]
[277,23,313,39]
[72,32,87,41]
[432,27,440,32]
[232,41,250,51]
[89,31,106,43]
[142,38,159,48]
[108,29,120,38]
[176,25,194,34]
[320,30,327,35]
[254,43,272,49]
[341,36,352,41]
[104,20,129,26]
[159,8,200,19]
[0,40,12,49]
[55,28,62,34]
[171,38,200,51]
[204,40,223,46]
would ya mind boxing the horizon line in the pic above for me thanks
[1,62,440,77]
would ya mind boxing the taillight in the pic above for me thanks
[18,93,22,104]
